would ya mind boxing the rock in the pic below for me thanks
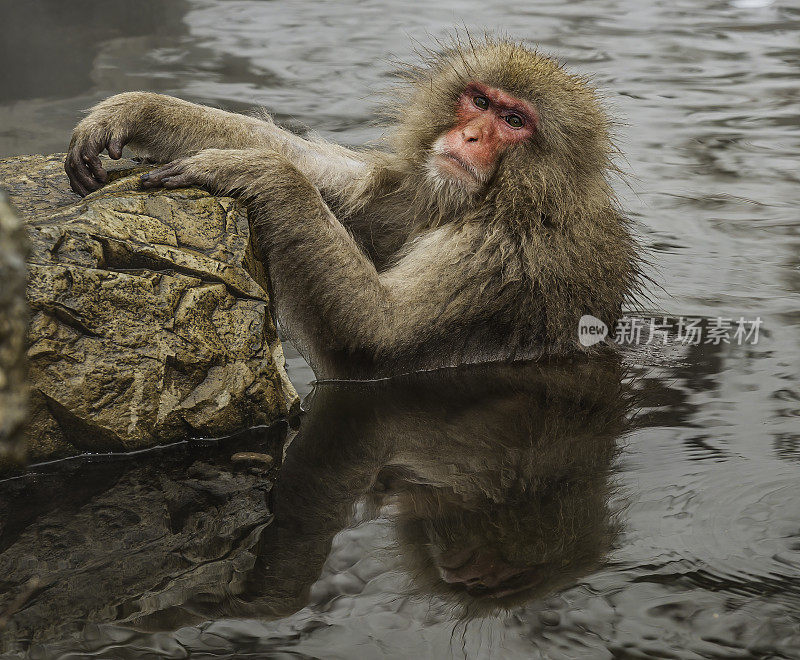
[0,154,299,462]
[231,451,274,465]
[231,451,275,474]
[0,191,29,469]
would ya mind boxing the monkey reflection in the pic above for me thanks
[223,357,632,620]
[103,359,632,636]
[0,359,634,654]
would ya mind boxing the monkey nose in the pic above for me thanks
[461,124,483,143]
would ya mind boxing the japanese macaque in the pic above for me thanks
[65,38,641,378]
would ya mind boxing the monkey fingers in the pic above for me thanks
[64,136,126,197]
[65,143,104,197]
[141,160,199,190]
[106,137,125,160]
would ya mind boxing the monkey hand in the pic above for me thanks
[65,127,127,197]
[140,149,244,194]
[64,93,143,196]
[140,148,289,196]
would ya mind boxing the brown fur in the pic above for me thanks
[65,37,643,379]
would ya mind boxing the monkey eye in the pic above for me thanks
[504,114,525,129]
[473,95,490,110]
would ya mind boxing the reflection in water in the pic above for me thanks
[0,359,632,655]
[251,359,630,619]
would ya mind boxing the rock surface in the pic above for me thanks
[0,154,298,462]
[0,191,29,468]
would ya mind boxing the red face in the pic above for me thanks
[432,83,538,188]
[435,545,541,599]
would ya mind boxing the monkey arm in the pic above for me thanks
[269,203,494,376]
[65,92,370,200]
[142,148,500,376]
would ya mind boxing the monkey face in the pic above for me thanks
[395,484,616,613]
[391,38,616,224]
[432,544,547,600]
[427,83,538,191]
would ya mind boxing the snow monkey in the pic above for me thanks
[65,38,642,378]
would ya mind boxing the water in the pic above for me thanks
[1,0,799,657]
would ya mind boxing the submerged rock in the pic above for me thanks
[0,191,29,468]
[0,154,298,462]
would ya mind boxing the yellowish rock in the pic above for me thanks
[0,154,298,462]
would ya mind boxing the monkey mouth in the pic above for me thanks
[463,570,542,599]
[432,150,482,185]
